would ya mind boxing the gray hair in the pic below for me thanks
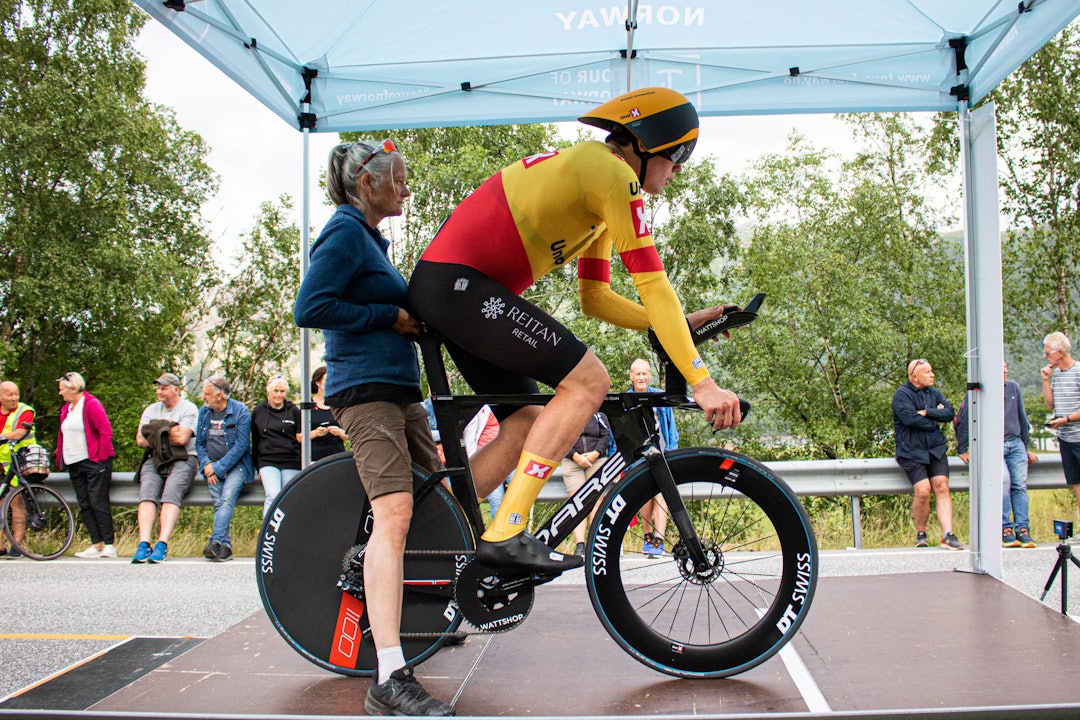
[326,140,399,206]
[1045,331,1072,355]
[204,375,231,397]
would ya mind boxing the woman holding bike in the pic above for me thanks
[293,140,453,717]
[56,372,117,559]
[408,87,741,574]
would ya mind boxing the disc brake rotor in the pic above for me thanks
[454,559,534,633]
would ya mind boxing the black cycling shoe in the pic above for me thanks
[475,532,585,574]
[365,667,455,716]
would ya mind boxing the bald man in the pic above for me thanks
[891,359,963,550]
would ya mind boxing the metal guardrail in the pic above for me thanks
[39,454,1068,547]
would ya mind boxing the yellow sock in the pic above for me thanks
[482,451,559,542]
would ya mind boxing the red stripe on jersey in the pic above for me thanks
[577,257,611,283]
[619,246,664,274]
[420,173,534,293]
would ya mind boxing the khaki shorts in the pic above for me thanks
[560,456,605,495]
[332,401,441,500]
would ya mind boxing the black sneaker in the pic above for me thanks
[214,544,233,562]
[574,542,586,556]
[203,540,220,560]
[914,531,929,548]
[365,667,455,716]
[475,532,584,574]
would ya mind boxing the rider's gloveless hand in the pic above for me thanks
[686,304,740,340]
[692,378,741,430]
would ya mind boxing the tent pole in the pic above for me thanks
[959,101,1005,578]
[299,104,312,468]
[625,0,638,90]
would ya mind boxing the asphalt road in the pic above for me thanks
[1,544,1077,702]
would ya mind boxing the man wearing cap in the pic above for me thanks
[132,372,199,564]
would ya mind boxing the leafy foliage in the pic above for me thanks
[0,0,217,464]
[715,116,967,458]
[196,197,301,406]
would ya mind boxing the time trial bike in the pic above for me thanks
[1,423,76,560]
[257,294,818,679]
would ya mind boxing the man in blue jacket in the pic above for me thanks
[956,362,1038,548]
[629,358,679,557]
[892,359,963,550]
[195,375,254,562]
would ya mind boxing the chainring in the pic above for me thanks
[453,559,534,633]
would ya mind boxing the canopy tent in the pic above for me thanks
[134,0,1080,578]
[138,0,1077,131]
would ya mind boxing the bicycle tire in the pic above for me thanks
[586,447,818,678]
[3,483,75,560]
[256,452,473,676]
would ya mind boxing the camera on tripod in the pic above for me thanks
[1054,519,1074,542]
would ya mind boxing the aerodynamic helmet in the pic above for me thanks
[578,86,698,166]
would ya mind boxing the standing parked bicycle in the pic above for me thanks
[0,381,35,558]
[1,421,74,560]
[57,372,118,559]
[409,87,741,574]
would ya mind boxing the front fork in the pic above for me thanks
[641,445,708,570]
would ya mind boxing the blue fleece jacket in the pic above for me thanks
[294,204,421,396]
[892,381,954,463]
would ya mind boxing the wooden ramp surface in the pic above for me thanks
[4,572,1080,718]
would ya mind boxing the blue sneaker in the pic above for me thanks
[148,541,168,564]
[132,541,152,564]
[642,533,662,557]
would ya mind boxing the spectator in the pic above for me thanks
[892,359,963,550]
[132,372,199,564]
[309,366,347,461]
[629,358,679,557]
[560,411,611,556]
[956,362,1038,548]
[195,375,254,562]
[1042,332,1080,511]
[56,372,117,559]
[251,375,301,516]
[0,381,35,558]
[293,139,452,716]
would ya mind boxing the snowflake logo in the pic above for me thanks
[481,296,505,320]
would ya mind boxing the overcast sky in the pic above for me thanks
[134,19,858,268]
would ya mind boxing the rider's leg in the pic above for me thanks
[469,406,541,498]
[484,351,610,543]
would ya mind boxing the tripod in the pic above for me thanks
[1039,538,1080,616]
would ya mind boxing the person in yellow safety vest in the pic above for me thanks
[0,381,35,558]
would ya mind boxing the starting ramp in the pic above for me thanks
[3,571,1080,719]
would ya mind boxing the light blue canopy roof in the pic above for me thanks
[135,0,1080,133]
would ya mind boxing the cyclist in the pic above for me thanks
[409,87,741,575]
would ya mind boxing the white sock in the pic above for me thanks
[377,646,407,685]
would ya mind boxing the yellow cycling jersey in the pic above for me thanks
[421,141,709,385]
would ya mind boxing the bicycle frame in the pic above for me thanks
[416,329,705,561]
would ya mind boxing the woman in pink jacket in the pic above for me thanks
[57,372,117,559]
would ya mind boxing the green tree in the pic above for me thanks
[992,24,1080,340]
[0,0,217,465]
[198,197,301,406]
[723,116,966,459]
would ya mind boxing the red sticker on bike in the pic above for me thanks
[630,198,649,238]
[328,592,366,668]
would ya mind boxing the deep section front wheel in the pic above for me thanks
[3,483,75,560]
[587,448,818,678]
[256,453,473,676]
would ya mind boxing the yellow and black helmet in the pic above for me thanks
[579,86,698,166]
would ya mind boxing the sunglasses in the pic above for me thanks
[656,138,696,166]
[357,139,397,171]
